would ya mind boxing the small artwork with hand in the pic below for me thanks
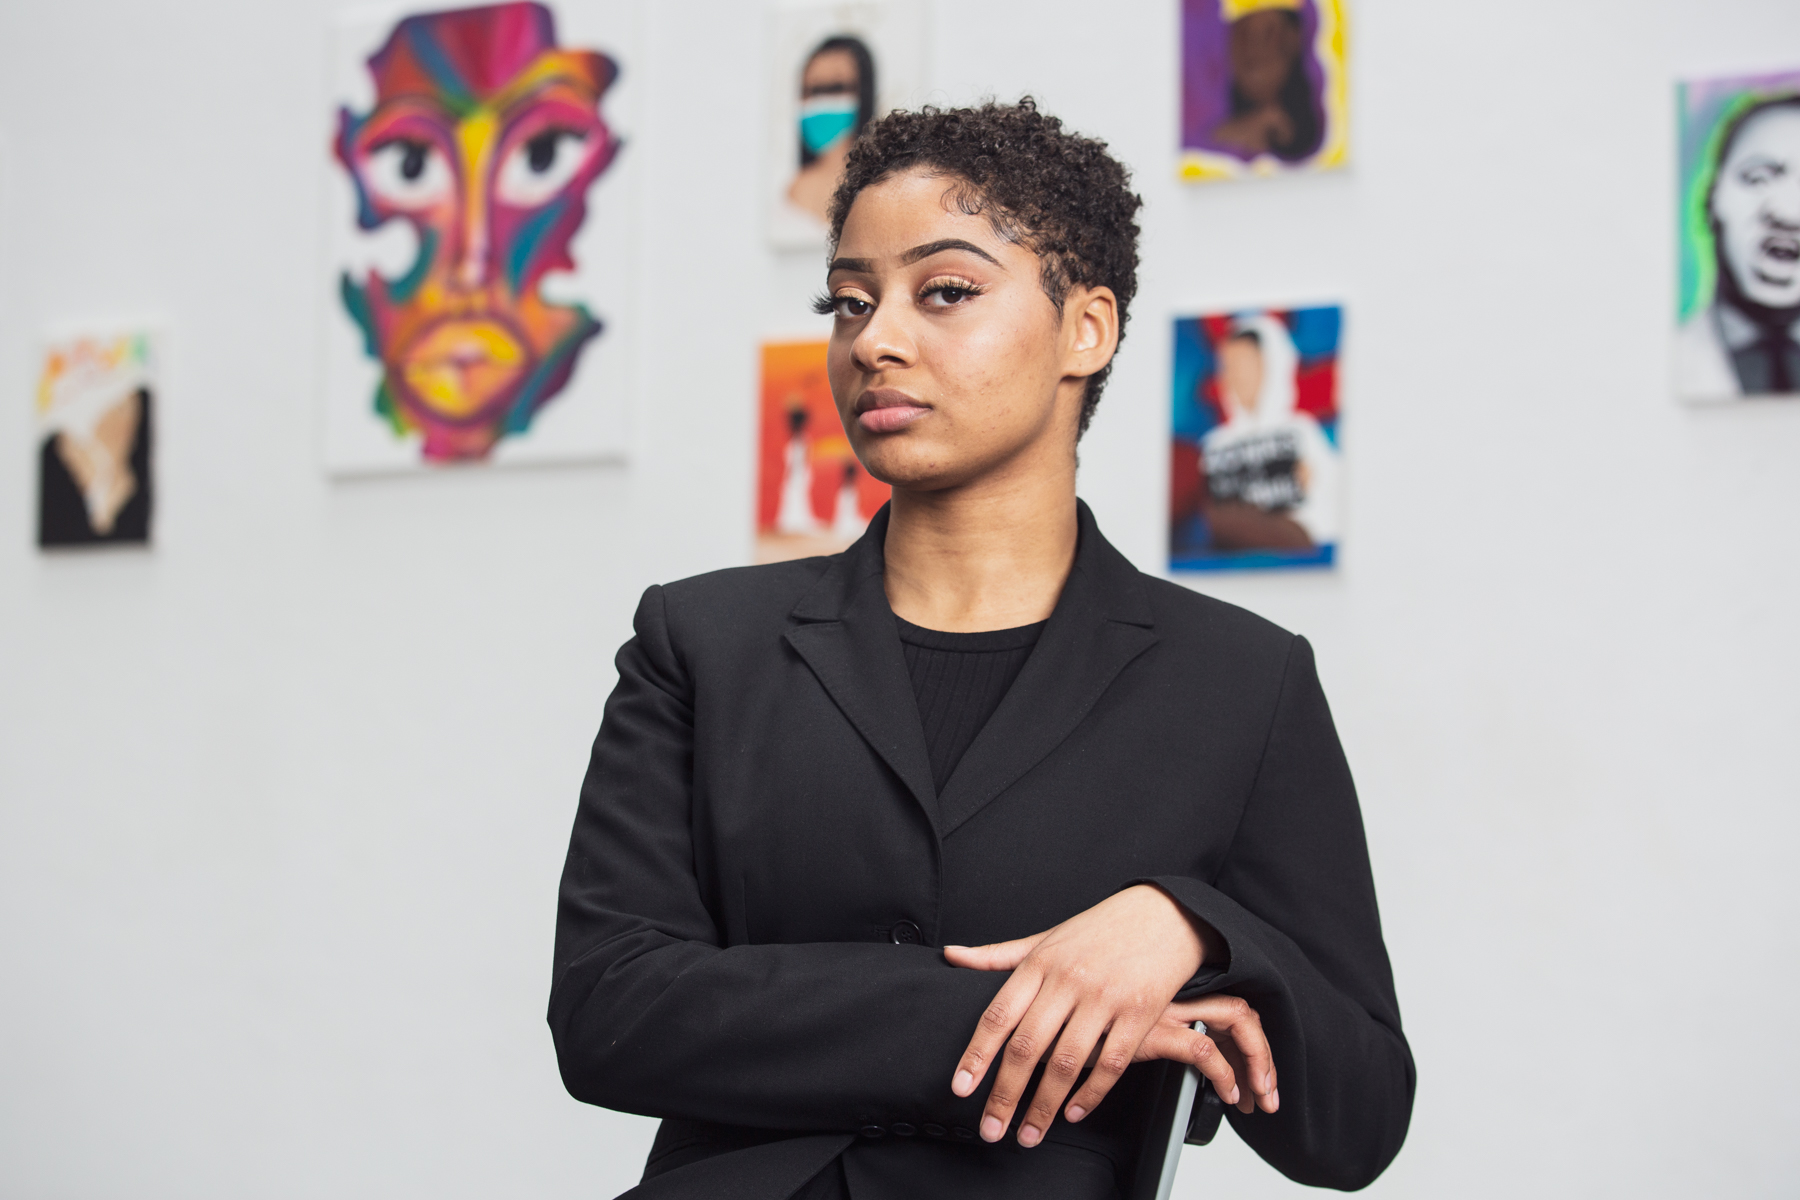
[1178,0,1347,181]
[36,331,155,549]
[1170,306,1342,570]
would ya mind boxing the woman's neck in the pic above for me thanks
[881,459,1078,633]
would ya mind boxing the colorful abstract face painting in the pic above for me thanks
[756,341,889,563]
[1170,306,1342,570]
[332,2,622,463]
[1179,0,1347,181]
[1675,68,1800,402]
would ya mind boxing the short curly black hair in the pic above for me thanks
[826,98,1142,435]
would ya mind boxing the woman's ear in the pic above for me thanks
[1063,285,1120,381]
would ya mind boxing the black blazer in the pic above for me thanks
[550,502,1413,1198]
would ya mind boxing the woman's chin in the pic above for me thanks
[853,444,957,493]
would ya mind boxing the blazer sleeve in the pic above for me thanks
[1146,635,1415,1191]
[548,585,1006,1132]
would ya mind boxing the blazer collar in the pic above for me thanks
[782,500,1158,838]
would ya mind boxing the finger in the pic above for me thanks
[951,967,1044,1098]
[1138,1024,1239,1108]
[942,934,1046,972]
[979,993,1074,1144]
[1062,1009,1158,1126]
[1200,998,1277,1111]
[1213,1037,1255,1113]
[1176,995,1277,1111]
[1017,1008,1113,1146]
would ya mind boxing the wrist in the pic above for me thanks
[1140,883,1221,968]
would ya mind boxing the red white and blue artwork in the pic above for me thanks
[1170,305,1342,571]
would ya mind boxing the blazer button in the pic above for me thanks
[890,1122,917,1137]
[921,1124,947,1138]
[952,1126,976,1141]
[859,1125,886,1139]
[889,920,922,945]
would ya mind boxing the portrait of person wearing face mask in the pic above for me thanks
[786,35,876,226]
[767,4,924,248]
[1677,90,1800,400]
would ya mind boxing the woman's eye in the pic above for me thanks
[361,139,452,208]
[833,296,872,319]
[923,284,977,307]
[496,129,593,206]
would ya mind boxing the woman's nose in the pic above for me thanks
[852,299,915,372]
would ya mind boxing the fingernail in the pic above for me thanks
[1263,1072,1272,1093]
[1019,1124,1041,1147]
[952,1070,974,1096]
[1269,1089,1280,1112]
[981,1116,1004,1142]
[1065,1104,1086,1122]
[1226,1086,1240,1105]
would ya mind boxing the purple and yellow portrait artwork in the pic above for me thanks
[1179,0,1347,181]
[334,2,620,463]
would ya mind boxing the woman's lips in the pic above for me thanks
[856,399,930,433]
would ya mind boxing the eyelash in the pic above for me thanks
[809,279,986,318]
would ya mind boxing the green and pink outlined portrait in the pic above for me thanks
[1674,68,1800,400]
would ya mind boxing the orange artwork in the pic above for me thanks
[756,341,888,564]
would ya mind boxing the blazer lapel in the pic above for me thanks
[935,502,1159,838]
[782,506,940,831]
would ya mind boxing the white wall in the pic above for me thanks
[3,0,1798,1195]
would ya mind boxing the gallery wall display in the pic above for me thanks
[321,0,639,472]
[1170,306,1341,570]
[1675,67,1800,402]
[36,329,156,549]
[1178,0,1347,181]
[756,340,889,563]
[766,0,927,249]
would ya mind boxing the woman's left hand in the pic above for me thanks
[942,884,1271,1146]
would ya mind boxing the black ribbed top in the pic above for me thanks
[895,616,1047,793]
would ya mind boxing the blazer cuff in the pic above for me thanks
[1131,875,1265,1000]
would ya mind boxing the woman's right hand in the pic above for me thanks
[1136,994,1278,1117]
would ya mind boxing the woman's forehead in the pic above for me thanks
[836,170,1020,260]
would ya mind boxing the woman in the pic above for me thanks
[551,100,1411,1199]
[786,35,877,226]
[1207,0,1323,163]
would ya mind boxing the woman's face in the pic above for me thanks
[1228,11,1301,106]
[800,48,862,156]
[820,168,1114,493]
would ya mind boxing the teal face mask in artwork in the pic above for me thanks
[800,94,859,155]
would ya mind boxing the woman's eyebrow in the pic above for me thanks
[827,239,1003,275]
[900,238,1001,266]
